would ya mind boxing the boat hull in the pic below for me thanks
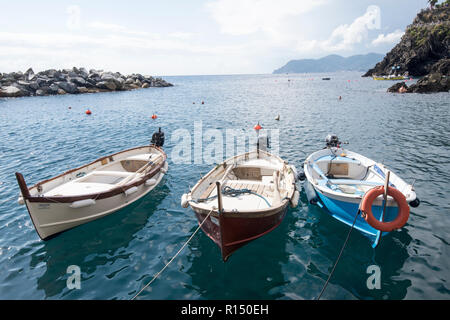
[193,203,288,261]
[24,161,168,240]
[17,146,168,240]
[314,185,398,240]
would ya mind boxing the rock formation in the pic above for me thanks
[0,67,173,98]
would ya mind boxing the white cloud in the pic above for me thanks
[88,21,157,37]
[66,5,81,31]
[320,5,381,51]
[371,29,404,46]
[206,0,327,41]
[291,5,384,54]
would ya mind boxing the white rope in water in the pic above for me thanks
[131,208,214,300]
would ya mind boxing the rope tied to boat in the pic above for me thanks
[316,208,361,300]
[192,186,271,208]
[131,208,214,300]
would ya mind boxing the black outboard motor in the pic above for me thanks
[325,134,341,148]
[257,135,270,152]
[151,127,165,148]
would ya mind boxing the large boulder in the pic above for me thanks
[0,85,30,97]
[70,77,86,86]
[407,72,450,93]
[387,82,409,93]
[24,68,35,81]
[57,81,79,94]
[96,80,117,91]
[48,84,61,95]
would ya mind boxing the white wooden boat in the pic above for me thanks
[16,142,168,240]
[181,147,300,261]
[302,135,420,247]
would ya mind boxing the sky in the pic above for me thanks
[0,0,439,76]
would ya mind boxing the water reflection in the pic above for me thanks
[305,199,413,300]
[185,208,293,300]
[29,184,170,299]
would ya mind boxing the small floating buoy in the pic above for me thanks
[275,114,280,121]
[254,122,262,131]
[201,101,205,105]
[193,102,195,104]
[85,109,92,115]
[338,96,342,100]
[151,114,157,120]
[68,106,72,109]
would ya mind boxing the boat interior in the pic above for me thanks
[310,155,386,196]
[44,152,162,197]
[193,157,292,211]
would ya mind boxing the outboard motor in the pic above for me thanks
[325,134,341,148]
[151,127,165,148]
[257,135,270,152]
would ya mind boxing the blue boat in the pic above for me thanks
[302,135,420,247]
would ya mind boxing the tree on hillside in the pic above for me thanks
[428,0,438,8]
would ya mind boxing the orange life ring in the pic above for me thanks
[361,186,409,232]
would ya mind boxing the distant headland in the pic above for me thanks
[273,53,384,74]
[0,67,173,98]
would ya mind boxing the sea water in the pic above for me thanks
[0,72,448,299]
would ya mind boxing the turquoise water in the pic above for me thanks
[0,72,448,300]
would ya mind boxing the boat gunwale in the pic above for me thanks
[191,200,291,218]
[16,145,167,204]
[187,149,296,214]
[304,148,416,202]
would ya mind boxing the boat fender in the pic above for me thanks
[18,196,24,205]
[304,181,318,205]
[297,170,306,181]
[70,199,96,209]
[145,178,157,187]
[290,165,299,181]
[409,198,420,208]
[361,186,410,232]
[181,193,190,208]
[290,190,300,208]
[160,167,167,174]
[124,186,138,197]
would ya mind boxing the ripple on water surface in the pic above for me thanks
[0,73,448,299]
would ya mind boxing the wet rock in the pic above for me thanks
[57,81,78,94]
[0,86,28,97]
[407,72,450,93]
[387,82,409,93]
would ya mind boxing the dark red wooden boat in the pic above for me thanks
[181,150,299,261]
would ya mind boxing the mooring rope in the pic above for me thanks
[131,208,214,300]
[316,208,361,300]
[193,186,271,208]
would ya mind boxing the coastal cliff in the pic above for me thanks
[364,1,449,93]
[0,67,173,98]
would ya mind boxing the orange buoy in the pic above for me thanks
[151,114,157,120]
[254,122,262,131]
[361,186,410,232]
[85,109,92,115]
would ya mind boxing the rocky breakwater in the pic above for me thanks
[0,67,173,98]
